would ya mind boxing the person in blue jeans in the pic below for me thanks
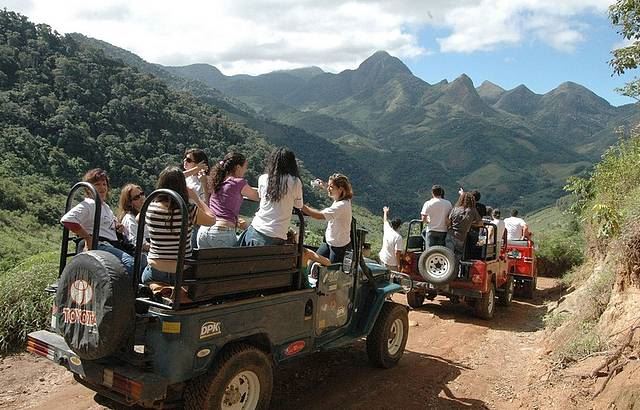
[198,152,259,248]
[61,168,139,275]
[142,166,216,286]
[241,148,304,247]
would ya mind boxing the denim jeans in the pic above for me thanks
[97,242,135,275]
[197,226,238,248]
[240,225,285,246]
[317,242,350,264]
[142,265,175,285]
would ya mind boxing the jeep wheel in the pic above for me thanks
[498,276,514,307]
[366,303,409,368]
[417,246,457,284]
[523,277,537,299]
[406,290,425,308]
[184,344,273,410]
[474,282,496,320]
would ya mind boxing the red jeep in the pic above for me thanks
[399,220,514,320]
[505,238,537,298]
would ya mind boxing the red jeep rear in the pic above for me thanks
[400,220,514,320]
[505,239,537,298]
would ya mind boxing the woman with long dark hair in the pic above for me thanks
[302,173,353,263]
[142,166,215,285]
[241,148,303,246]
[448,192,483,257]
[198,152,259,248]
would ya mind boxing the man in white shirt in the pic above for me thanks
[379,206,403,270]
[490,208,506,246]
[420,185,452,247]
[504,209,528,241]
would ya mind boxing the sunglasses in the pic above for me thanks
[131,192,145,201]
[184,157,195,163]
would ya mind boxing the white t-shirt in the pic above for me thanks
[186,175,205,201]
[321,199,352,247]
[420,197,452,232]
[379,221,403,267]
[60,198,118,241]
[252,174,304,240]
[121,212,150,245]
[504,216,527,240]
[490,218,506,245]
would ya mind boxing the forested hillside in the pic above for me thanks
[0,10,336,268]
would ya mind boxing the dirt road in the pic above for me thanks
[0,277,562,409]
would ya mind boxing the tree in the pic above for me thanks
[610,0,640,99]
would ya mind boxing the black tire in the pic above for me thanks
[366,303,409,368]
[523,277,537,299]
[184,344,273,410]
[417,246,458,284]
[498,275,514,307]
[474,282,496,320]
[406,290,425,308]
[55,250,135,360]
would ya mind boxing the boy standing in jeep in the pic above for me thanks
[420,185,452,247]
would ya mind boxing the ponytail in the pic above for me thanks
[209,152,247,193]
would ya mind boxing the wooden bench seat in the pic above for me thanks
[183,245,299,301]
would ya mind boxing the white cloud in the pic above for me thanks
[1,0,613,74]
[437,0,610,53]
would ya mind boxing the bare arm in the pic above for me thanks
[241,185,260,202]
[302,204,325,220]
[189,188,216,226]
[62,222,93,251]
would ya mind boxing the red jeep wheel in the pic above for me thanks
[474,282,496,320]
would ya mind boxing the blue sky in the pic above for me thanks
[4,0,636,106]
[408,13,635,106]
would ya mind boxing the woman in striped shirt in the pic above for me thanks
[142,166,215,285]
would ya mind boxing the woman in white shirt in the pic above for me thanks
[241,148,303,246]
[303,173,353,263]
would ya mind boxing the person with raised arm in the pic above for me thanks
[379,206,403,271]
[302,173,353,263]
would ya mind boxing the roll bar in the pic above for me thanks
[133,189,189,309]
[58,182,101,277]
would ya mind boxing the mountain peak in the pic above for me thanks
[357,50,412,76]
[477,80,506,105]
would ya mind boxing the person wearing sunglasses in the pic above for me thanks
[183,148,209,249]
[117,183,150,252]
[302,173,353,263]
[60,168,136,275]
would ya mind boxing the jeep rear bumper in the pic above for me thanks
[27,330,169,407]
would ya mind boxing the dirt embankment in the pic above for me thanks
[1,277,599,410]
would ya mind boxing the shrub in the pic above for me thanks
[0,252,57,353]
[536,229,584,276]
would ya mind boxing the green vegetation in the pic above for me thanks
[0,252,57,353]
[527,205,584,276]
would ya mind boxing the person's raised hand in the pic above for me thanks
[383,206,389,214]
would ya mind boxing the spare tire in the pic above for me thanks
[55,250,135,360]
[418,246,458,284]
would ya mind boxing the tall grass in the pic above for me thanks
[0,252,57,353]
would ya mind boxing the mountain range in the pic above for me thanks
[74,38,639,217]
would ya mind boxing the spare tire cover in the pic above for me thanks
[418,246,458,284]
[55,250,135,360]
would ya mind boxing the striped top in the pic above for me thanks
[146,200,198,264]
